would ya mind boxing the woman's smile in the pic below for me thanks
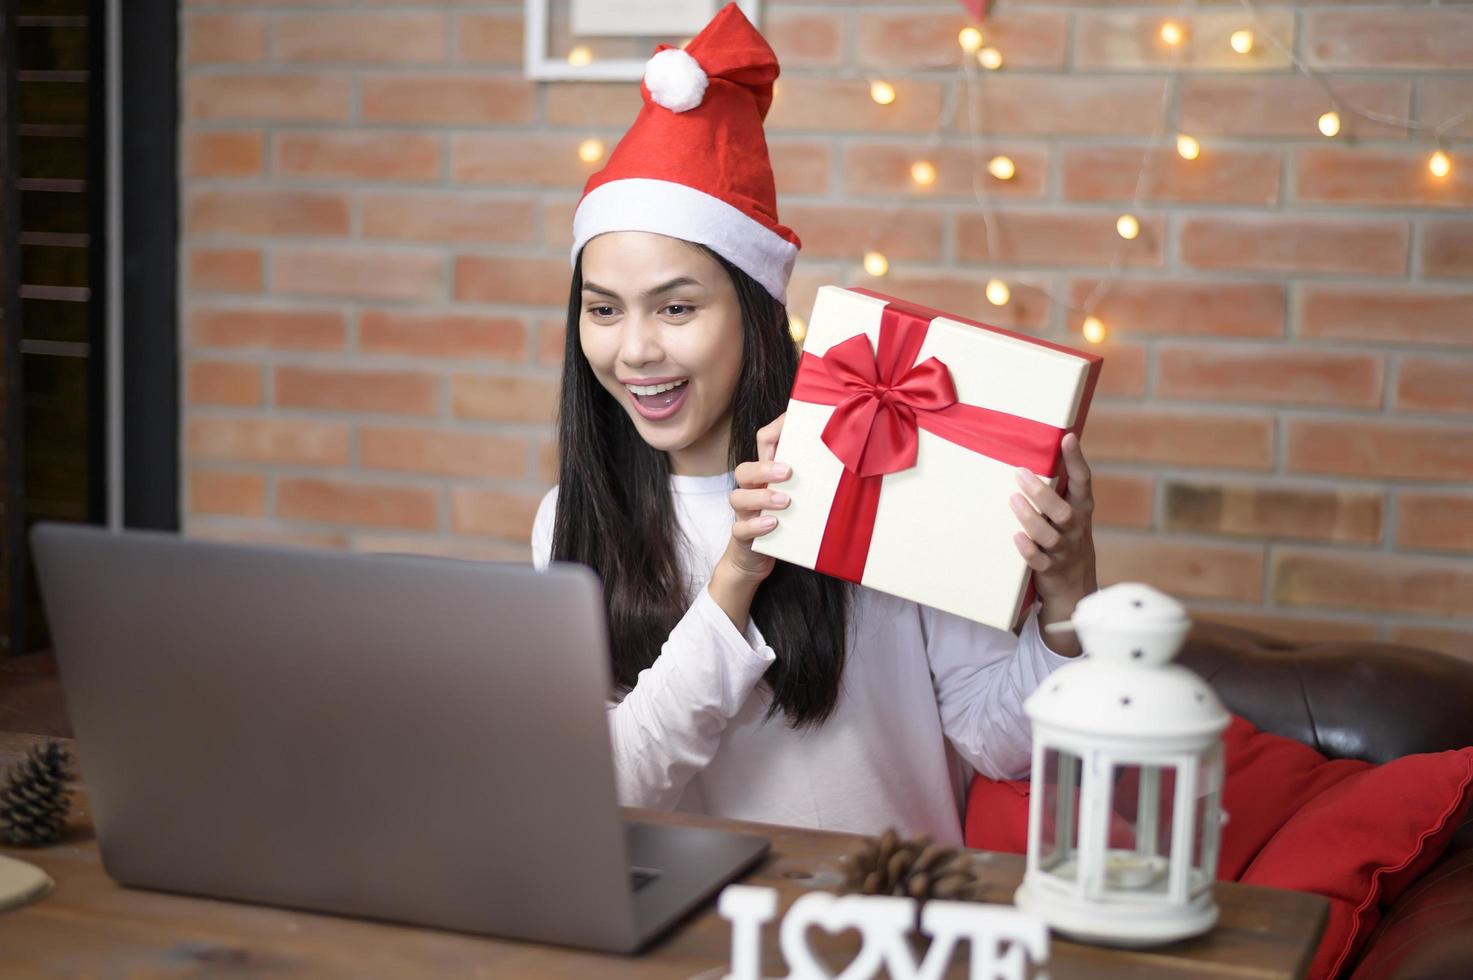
[623,377,691,419]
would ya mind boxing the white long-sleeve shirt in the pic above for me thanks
[530,471,1070,845]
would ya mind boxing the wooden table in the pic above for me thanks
[0,732,1326,978]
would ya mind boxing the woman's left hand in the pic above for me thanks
[1009,432,1098,658]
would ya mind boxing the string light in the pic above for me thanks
[910,160,937,186]
[1317,110,1341,138]
[1116,214,1140,241]
[1159,21,1184,46]
[987,155,1016,180]
[1229,30,1254,55]
[788,315,807,344]
[985,278,1010,306]
[1430,150,1452,178]
[1082,316,1108,345]
[977,46,1003,70]
[870,80,897,106]
[1176,134,1201,160]
[577,138,605,164]
[863,251,890,277]
[958,27,984,54]
[567,46,593,67]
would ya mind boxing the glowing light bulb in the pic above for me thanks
[985,278,1010,306]
[1318,110,1341,138]
[788,315,807,344]
[978,46,1003,70]
[958,27,984,54]
[1116,213,1141,241]
[567,46,593,67]
[1430,150,1452,178]
[1082,316,1108,345]
[1177,134,1201,160]
[1230,30,1254,55]
[577,138,605,164]
[863,251,890,277]
[987,155,1016,181]
[870,81,897,106]
[1160,21,1184,46]
[910,160,937,187]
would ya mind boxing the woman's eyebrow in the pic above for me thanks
[643,276,702,298]
[581,281,621,299]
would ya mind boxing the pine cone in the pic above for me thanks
[0,741,74,847]
[839,827,984,902]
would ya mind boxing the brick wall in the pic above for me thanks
[179,1,1473,656]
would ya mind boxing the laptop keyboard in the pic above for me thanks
[630,866,661,891]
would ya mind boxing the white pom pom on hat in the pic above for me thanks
[643,48,709,113]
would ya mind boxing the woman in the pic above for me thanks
[531,4,1097,845]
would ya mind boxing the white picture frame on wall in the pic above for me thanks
[524,0,762,81]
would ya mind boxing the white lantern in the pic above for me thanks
[1013,583,1229,947]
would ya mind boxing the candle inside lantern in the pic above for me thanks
[1104,851,1168,890]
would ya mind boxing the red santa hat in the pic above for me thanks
[570,3,801,305]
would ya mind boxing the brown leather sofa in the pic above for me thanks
[1180,623,1473,980]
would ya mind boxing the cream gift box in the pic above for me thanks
[752,286,1103,632]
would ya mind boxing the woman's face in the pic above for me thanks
[579,232,745,476]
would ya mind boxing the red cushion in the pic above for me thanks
[963,716,1473,980]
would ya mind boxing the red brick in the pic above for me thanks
[956,211,1164,268]
[1074,9,1293,70]
[450,374,559,424]
[189,522,348,552]
[1273,547,1473,617]
[185,74,351,122]
[1092,341,1146,398]
[1396,356,1473,415]
[359,310,527,361]
[1190,609,1381,646]
[1157,346,1384,409]
[1180,216,1409,276]
[770,141,832,197]
[361,192,535,245]
[786,267,840,327]
[188,306,346,351]
[1420,80,1473,141]
[186,417,350,466]
[1300,286,1473,348]
[1086,409,1274,470]
[857,9,1066,69]
[185,13,266,65]
[1297,147,1473,210]
[537,438,558,484]
[273,13,446,64]
[185,189,349,237]
[1386,626,1473,664]
[543,198,577,251]
[355,534,530,562]
[1096,533,1265,603]
[451,133,600,189]
[360,426,527,479]
[782,205,943,262]
[278,477,438,531]
[1061,146,1281,206]
[767,11,844,68]
[1288,419,1473,482]
[852,271,1050,333]
[276,131,440,182]
[455,255,569,307]
[449,487,544,539]
[1091,472,1153,529]
[843,142,1048,200]
[275,366,440,417]
[457,12,523,65]
[361,75,534,125]
[537,317,566,368]
[1163,481,1383,544]
[1180,76,1410,139]
[189,247,262,294]
[544,83,642,126]
[272,247,444,303]
[1397,492,1473,554]
[184,132,264,178]
[1420,220,1473,280]
[1066,280,1284,338]
[188,468,267,518]
[1305,10,1473,70]
[949,76,1167,136]
[767,78,946,134]
[188,361,264,407]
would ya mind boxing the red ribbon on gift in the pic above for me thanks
[791,300,1067,583]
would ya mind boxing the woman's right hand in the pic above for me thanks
[708,415,791,627]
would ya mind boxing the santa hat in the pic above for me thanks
[570,3,800,305]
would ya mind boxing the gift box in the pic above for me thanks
[752,286,1103,631]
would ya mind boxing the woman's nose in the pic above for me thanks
[617,314,663,366]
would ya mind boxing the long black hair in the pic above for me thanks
[550,246,853,728]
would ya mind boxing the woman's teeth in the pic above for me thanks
[625,380,688,396]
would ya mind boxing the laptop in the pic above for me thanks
[30,522,768,953]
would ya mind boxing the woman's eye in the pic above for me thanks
[588,306,617,318]
[663,304,695,317]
